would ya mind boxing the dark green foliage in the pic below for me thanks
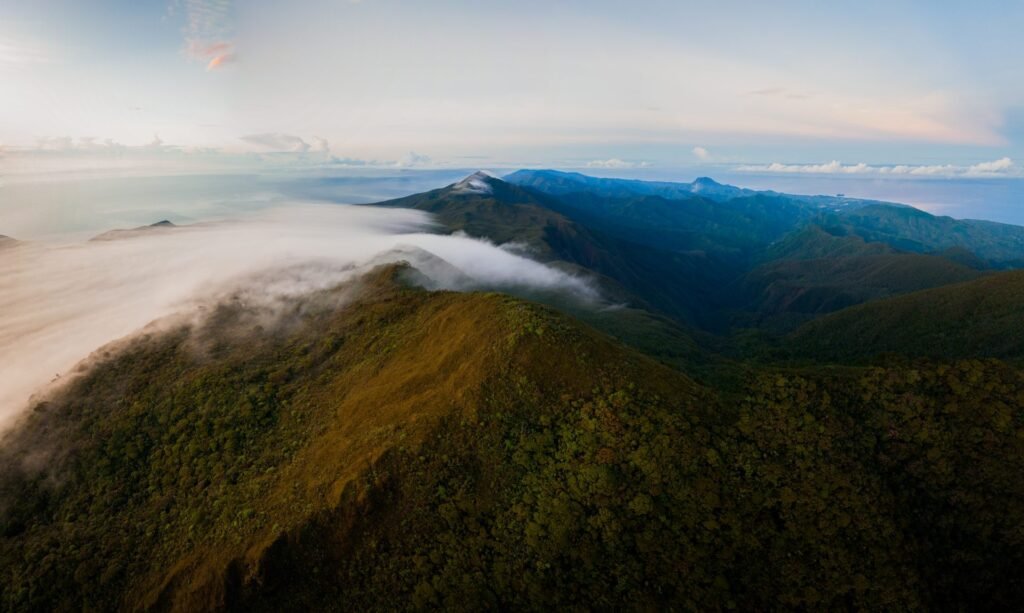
[740,225,986,329]
[833,204,1024,265]
[289,358,1023,611]
[791,269,1024,361]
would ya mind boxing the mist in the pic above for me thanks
[0,202,595,431]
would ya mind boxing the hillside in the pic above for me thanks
[373,172,735,330]
[369,171,1022,337]
[507,169,1024,269]
[833,204,1024,265]
[2,264,1024,610]
[740,225,986,327]
[505,170,816,257]
[762,224,895,261]
[790,269,1024,361]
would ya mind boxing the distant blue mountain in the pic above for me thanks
[364,169,1024,333]
[504,169,1024,265]
[502,169,753,201]
[502,168,900,209]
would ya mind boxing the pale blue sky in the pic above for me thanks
[1,0,1022,175]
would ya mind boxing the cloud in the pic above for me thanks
[739,161,871,174]
[879,164,957,176]
[310,136,331,154]
[967,157,1014,176]
[692,146,710,160]
[329,156,373,166]
[0,204,596,430]
[738,158,1017,178]
[747,87,786,97]
[181,0,236,70]
[0,36,50,65]
[746,87,811,100]
[33,137,132,153]
[402,151,432,167]
[15,134,206,158]
[240,133,311,153]
[206,52,236,71]
[585,158,650,169]
[188,40,232,59]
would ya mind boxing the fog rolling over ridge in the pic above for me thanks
[0,203,595,431]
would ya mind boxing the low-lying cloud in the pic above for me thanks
[585,158,650,169]
[737,157,1018,178]
[0,204,595,431]
[241,133,315,153]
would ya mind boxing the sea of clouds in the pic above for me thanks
[0,202,594,430]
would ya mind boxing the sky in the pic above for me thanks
[1,0,1022,213]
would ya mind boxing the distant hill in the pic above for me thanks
[762,224,894,261]
[739,225,987,327]
[790,269,1024,361]
[831,204,1024,265]
[504,169,898,211]
[3,263,1024,610]
[507,169,1024,268]
[369,171,1024,337]
[90,220,177,242]
[505,169,821,256]
[0,235,15,248]
[374,172,736,330]
[503,169,755,201]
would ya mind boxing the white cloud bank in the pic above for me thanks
[692,146,710,160]
[0,204,595,431]
[737,157,1018,178]
[585,158,650,169]
[241,133,315,153]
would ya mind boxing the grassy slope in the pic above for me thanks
[2,265,1024,610]
[790,269,1024,361]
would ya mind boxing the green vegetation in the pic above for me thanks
[740,225,986,329]
[833,204,1024,265]
[791,270,1024,361]
[2,264,1024,610]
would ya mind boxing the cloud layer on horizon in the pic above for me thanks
[737,157,1018,178]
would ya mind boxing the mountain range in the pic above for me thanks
[3,170,1024,610]
[373,169,1024,345]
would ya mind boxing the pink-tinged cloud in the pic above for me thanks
[206,52,236,71]
[188,40,232,60]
